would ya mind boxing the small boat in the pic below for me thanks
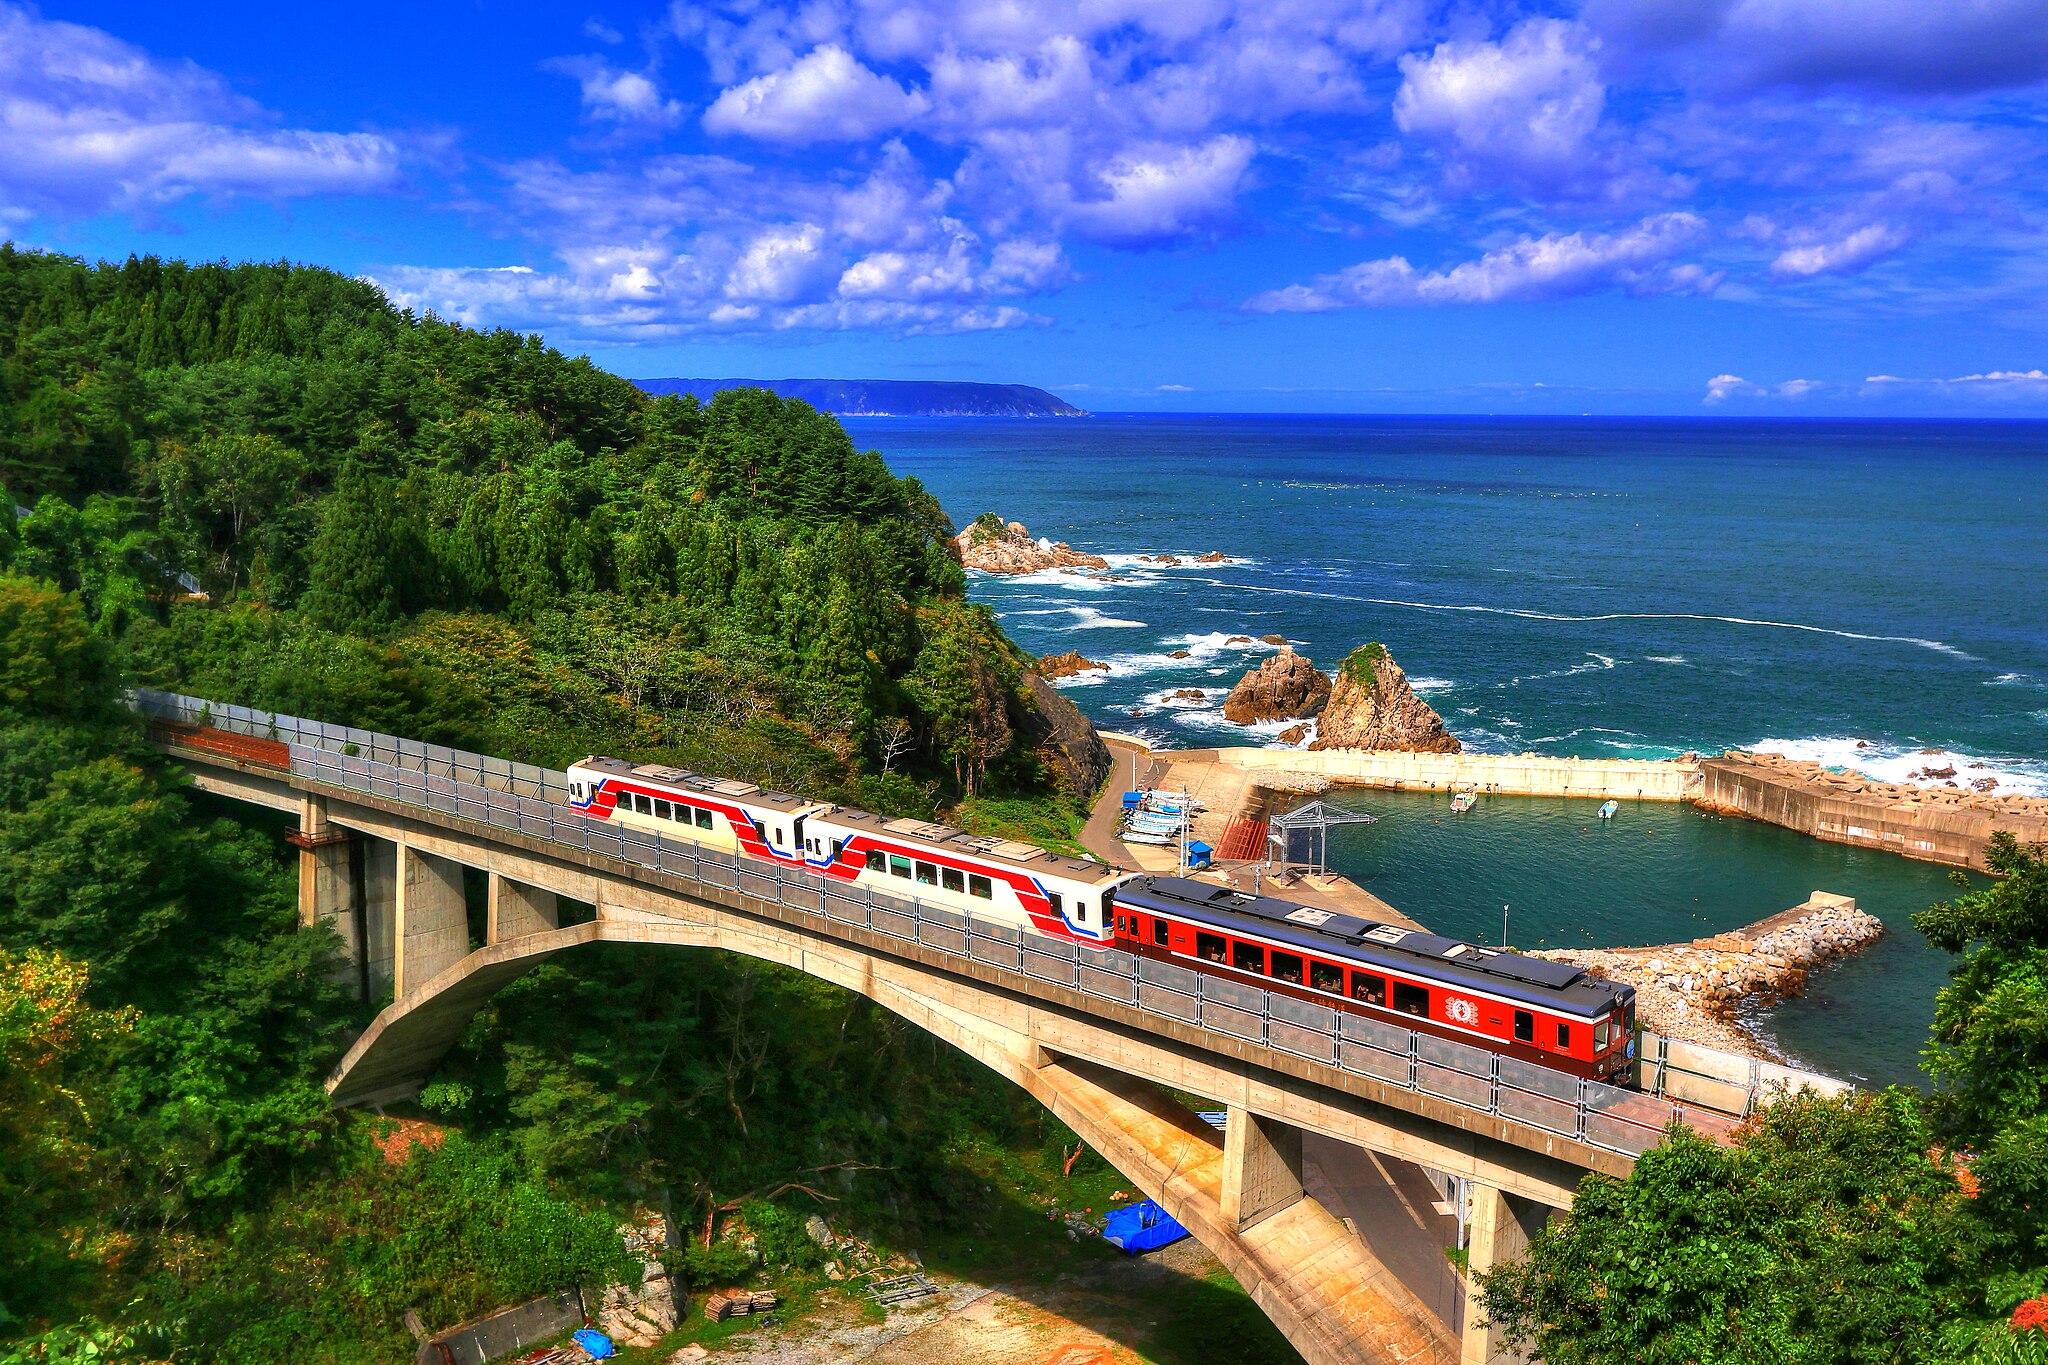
[1124,813,1188,836]
[1120,829,1180,846]
[1141,793,1204,815]
[1598,800,1619,820]
[1450,790,1476,813]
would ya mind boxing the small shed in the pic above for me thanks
[1185,840,1213,870]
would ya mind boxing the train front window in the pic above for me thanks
[1556,1023,1572,1050]
[1047,890,1064,916]
[968,874,993,900]
[1595,1020,1612,1052]
[1196,932,1226,963]
[1310,961,1342,994]
[865,849,887,873]
[1351,972,1386,1005]
[1232,941,1264,974]
[1513,1010,1534,1042]
[942,867,965,893]
[1269,951,1304,985]
[889,855,913,879]
[1153,919,1170,947]
[1393,982,1429,1017]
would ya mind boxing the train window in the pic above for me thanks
[654,799,672,821]
[1073,899,1091,923]
[1556,1023,1572,1050]
[1513,1010,1534,1043]
[889,855,914,879]
[942,867,965,893]
[1196,932,1226,963]
[865,849,887,873]
[831,839,845,860]
[696,808,714,829]
[915,861,938,886]
[1153,919,1170,947]
[1269,951,1304,985]
[1594,1020,1612,1052]
[1351,972,1386,1006]
[1232,940,1264,974]
[968,874,993,900]
[639,793,657,815]
[1047,891,1064,916]
[1310,961,1343,994]
[1393,982,1429,1017]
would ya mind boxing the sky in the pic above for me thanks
[5,0,2048,414]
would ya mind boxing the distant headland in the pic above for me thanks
[635,377,1088,417]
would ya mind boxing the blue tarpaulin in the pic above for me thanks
[572,1328,616,1359]
[1101,1199,1190,1255]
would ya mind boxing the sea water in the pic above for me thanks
[854,415,2046,1084]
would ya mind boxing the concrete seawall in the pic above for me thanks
[1208,746,1704,802]
[1699,756,2048,873]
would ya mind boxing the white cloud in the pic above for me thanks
[1394,18,1609,196]
[1061,135,1258,246]
[725,224,832,302]
[1703,374,1823,402]
[0,2,399,220]
[1769,221,1911,278]
[544,56,686,127]
[703,44,928,143]
[1155,383,1193,391]
[1863,369,2048,401]
[1246,212,1716,311]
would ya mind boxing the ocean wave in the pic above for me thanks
[1179,577,1980,660]
[1099,551,1254,570]
[1060,606,1148,629]
[1746,735,2048,798]
[1645,655,1688,665]
[1988,672,2044,688]
[1407,676,1456,694]
[1531,725,1646,744]
[1172,708,1317,749]
[1501,653,1619,687]
[1092,631,1276,679]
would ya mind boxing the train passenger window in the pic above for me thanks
[1351,972,1386,1005]
[1232,941,1264,974]
[1310,961,1343,994]
[1153,919,1170,947]
[943,867,965,893]
[889,855,914,879]
[915,861,938,885]
[1196,932,1226,963]
[1072,899,1091,924]
[1269,951,1304,985]
[1594,1020,1612,1052]
[1556,1023,1572,1050]
[968,874,993,900]
[1047,891,1064,915]
[1513,1010,1534,1043]
[1392,982,1429,1017]
[865,849,888,873]
[696,808,714,829]
[653,799,671,821]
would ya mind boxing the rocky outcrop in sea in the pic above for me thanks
[1309,643,1460,753]
[954,516,1108,574]
[1020,672,1114,797]
[1222,647,1332,724]
[1038,650,1109,680]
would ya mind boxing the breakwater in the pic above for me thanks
[1700,752,2048,872]
[1207,746,1704,802]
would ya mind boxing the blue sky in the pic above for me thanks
[6,0,2048,414]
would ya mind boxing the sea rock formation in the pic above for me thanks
[1038,650,1109,680]
[1259,633,1288,645]
[1222,647,1333,724]
[1020,672,1113,796]
[1276,722,1312,746]
[1309,643,1460,753]
[955,516,1108,574]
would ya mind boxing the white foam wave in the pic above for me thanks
[1746,736,2048,797]
[1989,672,2043,688]
[1646,655,1688,665]
[1061,606,1147,629]
[1407,676,1456,694]
[1095,631,1283,679]
[1100,552,1254,570]
[1502,653,1619,687]
[1141,686,1230,710]
[1173,708,1317,748]
[1177,577,1980,660]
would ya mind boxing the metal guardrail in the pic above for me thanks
[134,689,1845,1160]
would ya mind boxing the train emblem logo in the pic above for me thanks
[1445,996,1478,1025]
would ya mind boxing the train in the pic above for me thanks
[565,755,1636,1082]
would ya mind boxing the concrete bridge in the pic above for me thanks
[136,691,1841,1365]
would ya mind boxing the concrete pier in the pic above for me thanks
[1460,1186,1547,1365]
[394,845,468,1000]
[1222,1106,1307,1231]
[487,872,559,944]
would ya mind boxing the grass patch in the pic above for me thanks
[950,792,1089,859]
[1338,641,1386,689]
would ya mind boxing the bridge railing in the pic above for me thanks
[136,688,1844,1160]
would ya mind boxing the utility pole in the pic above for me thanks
[1502,904,1510,948]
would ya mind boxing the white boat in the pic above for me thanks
[1450,790,1476,813]
[1598,800,1619,820]
[1124,812,1188,836]
[1121,829,1180,846]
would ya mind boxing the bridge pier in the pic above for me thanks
[1222,1105,1305,1231]
[393,845,469,1000]
[1459,1184,1548,1365]
[291,795,366,998]
[487,873,559,944]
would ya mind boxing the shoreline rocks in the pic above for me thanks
[1038,650,1109,681]
[1530,892,1884,1059]
[1724,748,2048,821]
[955,515,1108,574]
[1222,647,1332,725]
[1309,642,1460,754]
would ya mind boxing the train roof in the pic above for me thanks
[1115,876,1631,1017]
[575,756,824,815]
[824,807,1125,885]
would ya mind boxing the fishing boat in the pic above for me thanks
[1124,812,1189,836]
[1598,799,1619,820]
[1450,789,1476,813]
[1141,792,1204,815]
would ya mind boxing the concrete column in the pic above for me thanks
[1220,1105,1304,1231]
[393,845,469,1001]
[1461,1184,1547,1365]
[487,872,559,944]
[363,838,398,1002]
[290,795,362,995]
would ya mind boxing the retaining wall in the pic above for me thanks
[1210,747,1703,802]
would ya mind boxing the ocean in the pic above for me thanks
[853,415,2047,1086]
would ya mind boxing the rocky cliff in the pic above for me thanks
[955,516,1109,574]
[1309,643,1460,753]
[1020,672,1114,796]
[1221,647,1333,725]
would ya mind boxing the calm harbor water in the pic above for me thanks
[855,414,2045,1086]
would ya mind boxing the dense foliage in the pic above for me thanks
[1479,835,2048,1364]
